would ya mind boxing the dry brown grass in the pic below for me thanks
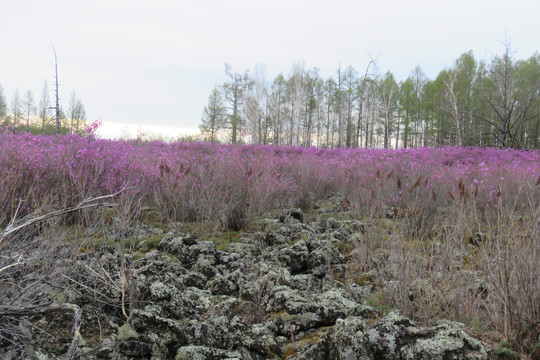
[345,179,540,357]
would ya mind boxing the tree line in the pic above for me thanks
[200,44,540,149]
[0,82,87,135]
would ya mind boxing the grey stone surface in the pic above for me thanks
[0,206,490,360]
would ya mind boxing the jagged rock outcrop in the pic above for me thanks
[0,204,491,359]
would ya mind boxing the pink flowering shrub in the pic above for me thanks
[1,127,539,231]
[2,128,538,354]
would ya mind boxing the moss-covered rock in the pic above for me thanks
[117,323,139,342]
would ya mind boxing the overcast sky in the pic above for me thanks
[1,0,539,138]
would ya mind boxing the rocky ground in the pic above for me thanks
[1,197,493,359]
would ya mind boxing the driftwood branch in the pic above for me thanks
[0,254,24,274]
[0,186,133,357]
[0,186,133,245]
[0,303,82,360]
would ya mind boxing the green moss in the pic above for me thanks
[334,241,354,254]
[494,341,517,359]
[464,317,487,335]
[281,328,329,358]
[298,329,327,344]
[281,346,297,358]
[117,323,139,342]
[87,236,116,249]
[100,208,119,226]
[225,230,243,241]
[141,208,168,230]
[288,233,310,245]
[269,310,289,320]
[207,237,227,251]
[203,230,244,251]
[366,292,394,316]
[348,272,376,287]
[139,233,165,249]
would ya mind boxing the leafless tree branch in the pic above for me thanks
[0,186,132,245]
[0,303,82,360]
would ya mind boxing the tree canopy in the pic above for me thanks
[201,48,540,149]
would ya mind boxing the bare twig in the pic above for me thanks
[0,187,132,357]
[0,186,132,245]
[0,303,82,360]
[0,254,24,274]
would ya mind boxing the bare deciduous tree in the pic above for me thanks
[10,89,21,130]
[22,90,36,132]
[67,91,86,134]
[0,84,7,120]
[38,82,51,133]
[222,64,252,144]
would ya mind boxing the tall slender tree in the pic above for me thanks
[323,78,338,147]
[378,72,398,148]
[38,82,51,133]
[270,74,287,145]
[453,52,476,144]
[336,65,343,147]
[244,64,270,144]
[355,60,376,147]
[200,87,226,142]
[222,64,252,144]
[342,65,358,147]
[515,53,540,147]
[469,42,540,147]
[443,70,464,145]
[51,44,61,134]
[67,92,86,134]
[10,89,21,131]
[200,55,539,149]
[287,61,306,146]
[0,85,7,120]
[22,90,36,132]
[302,68,320,147]
[399,78,415,148]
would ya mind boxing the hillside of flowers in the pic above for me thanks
[1,126,539,230]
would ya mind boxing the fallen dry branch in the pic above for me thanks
[0,254,23,274]
[0,186,132,245]
[0,303,82,360]
[0,187,132,357]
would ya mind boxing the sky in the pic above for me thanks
[1,0,539,139]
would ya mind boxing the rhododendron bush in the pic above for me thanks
[1,128,539,355]
[1,128,539,230]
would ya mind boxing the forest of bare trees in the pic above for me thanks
[0,83,86,136]
[200,46,540,149]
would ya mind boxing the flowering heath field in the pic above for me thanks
[1,126,539,353]
[1,126,539,230]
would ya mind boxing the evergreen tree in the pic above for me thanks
[200,87,225,142]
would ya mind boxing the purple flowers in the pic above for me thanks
[1,128,539,228]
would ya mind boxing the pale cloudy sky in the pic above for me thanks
[1,0,538,138]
